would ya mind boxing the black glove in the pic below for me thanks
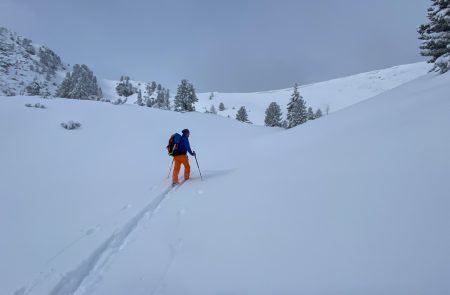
[192,151,196,156]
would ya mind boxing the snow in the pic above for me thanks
[195,62,432,125]
[0,27,67,97]
[1,68,450,295]
[98,62,432,126]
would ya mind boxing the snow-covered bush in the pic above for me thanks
[25,103,46,109]
[61,121,81,130]
[435,53,450,73]
[111,97,127,105]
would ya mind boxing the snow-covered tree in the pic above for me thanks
[21,38,35,55]
[418,0,450,73]
[146,97,154,107]
[116,76,135,98]
[38,46,62,76]
[56,64,102,100]
[174,79,198,112]
[236,106,250,123]
[219,102,225,111]
[153,89,167,109]
[209,92,214,100]
[307,107,315,121]
[286,83,308,128]
[164,89,171,110]
[145,81,156,97]
[315,108,323,119]
[56,72,72,97]
[264,102,283,127]
[25,80,41,96]
[136,89,143,106]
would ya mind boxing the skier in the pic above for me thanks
[172,129,196,185]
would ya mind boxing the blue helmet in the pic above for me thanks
[182,129,190,135]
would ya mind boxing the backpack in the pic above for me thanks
[166,133,181,156]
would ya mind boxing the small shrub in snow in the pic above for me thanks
[111,97,127,105]
[99,97,111,102]
[25,103,46,108]
[61,121,81,130]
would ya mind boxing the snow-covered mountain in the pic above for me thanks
[1,68,449,295]
[101,62,432,125]
[195,62,432,124]
[0,27,432,127]
[0,27,68,97]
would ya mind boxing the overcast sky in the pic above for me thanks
[0,0,429,93]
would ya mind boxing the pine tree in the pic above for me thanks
[174,79,198,112]
[137,89,143,106]
[209,92,214,100]
[153,89,167,109]
[418,0,450,73]
[144,81,157,97]
[164,89,171,110]
[56,72,72,97]
[236,106,250,123]
[286,83,307,128]
[264,102,283,127]
[25,80,41,96]
[307,107,315,120]
[146,96,154,107]
[219,102,225,111]
[56,64,102,99]
[314,108,323,119]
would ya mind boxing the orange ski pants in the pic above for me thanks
[172,155,190,183]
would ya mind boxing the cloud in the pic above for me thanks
[0,0,37,33]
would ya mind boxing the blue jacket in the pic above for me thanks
[175,134,194,156]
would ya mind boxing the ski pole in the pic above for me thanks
[194,153,203,181]
[167,158,174,178]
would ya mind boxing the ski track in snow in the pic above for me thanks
[46,185,178,295]
[19,202,136,295]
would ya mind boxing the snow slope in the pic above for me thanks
[1,71,449,295]
[195,62,431,124]
[0,27,68,97]
[101,62,431,126]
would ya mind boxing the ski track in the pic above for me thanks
[48,185,176,295]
